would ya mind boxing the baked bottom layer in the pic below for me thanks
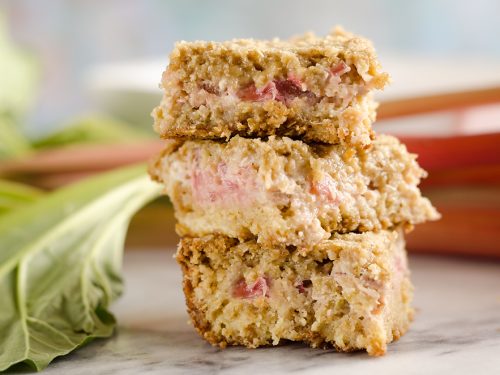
[176,230,413,356]
[153,91,377,145]
[150,135,439,248]
[153,27,388,146]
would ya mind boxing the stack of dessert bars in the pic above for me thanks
[149,27,439,356]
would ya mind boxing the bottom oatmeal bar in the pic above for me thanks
[176,229,413,356]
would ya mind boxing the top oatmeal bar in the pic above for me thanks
[153,27,389,146]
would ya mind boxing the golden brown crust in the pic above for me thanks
[176,236,238,348]
[176,230,413,356]
[153,94,377,146]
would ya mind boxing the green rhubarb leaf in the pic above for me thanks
[0,179,43,215]
[0,117,32,160]
[0,164,162,371]
[32,115,152,150]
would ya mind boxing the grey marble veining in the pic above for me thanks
[40,250,500,374]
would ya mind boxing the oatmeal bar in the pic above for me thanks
[153,27,388,145]
[176,229,412,356]
[150,135,439,247]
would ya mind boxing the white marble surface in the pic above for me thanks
[39,250,500,374]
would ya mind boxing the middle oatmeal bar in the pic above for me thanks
[150,135,439,248]
[153,28,388,146]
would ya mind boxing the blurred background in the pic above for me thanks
[1,0,499,256]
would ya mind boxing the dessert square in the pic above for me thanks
[150,135,439,248]
[176,229,412,356]
[153,27,389,146]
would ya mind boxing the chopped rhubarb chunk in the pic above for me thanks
[330,61,350,76]
[296,279,312,294]
[275,79,304,104]
[237,77,315,105]
[287,74,304,89]
[310,175,339,204]
[233,276,270,299]
[191,159,258,207]
[237,82,276,101]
